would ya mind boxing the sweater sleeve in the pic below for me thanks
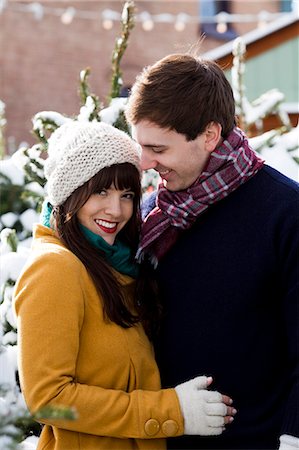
[13,250,184,440]
[279,194,299,438]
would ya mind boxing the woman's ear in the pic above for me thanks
[204,122,222,152]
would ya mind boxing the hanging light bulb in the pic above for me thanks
[257,10,269,29]
[102,18,113,30]
[28,2,44,21]
[174,13,188,32]
[101,9,120,30]
[216,11,228,34]
[139,11,154,31]
[216,21,228,33]
[61,7,75,25]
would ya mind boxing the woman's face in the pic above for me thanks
[77,184,135,245]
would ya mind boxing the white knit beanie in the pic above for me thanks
[44,121,141,206]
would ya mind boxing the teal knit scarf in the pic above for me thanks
[40,201,139,278]
[79,225,139,278]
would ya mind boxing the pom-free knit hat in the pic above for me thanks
[44,121,141,206]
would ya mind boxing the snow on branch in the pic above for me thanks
[231,37,291,131]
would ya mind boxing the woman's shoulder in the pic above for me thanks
[30,224,85,273]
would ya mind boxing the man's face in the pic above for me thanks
[132,120,211,191]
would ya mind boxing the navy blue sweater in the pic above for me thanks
[143,166,299,449]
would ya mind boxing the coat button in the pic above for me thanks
[144,418,160,436]
[162,419,179,436]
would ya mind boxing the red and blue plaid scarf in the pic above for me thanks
[137,127,264,266]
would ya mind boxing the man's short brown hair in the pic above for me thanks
[126,54,236,140]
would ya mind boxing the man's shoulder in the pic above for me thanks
[260,165,299,195]
[243,165,299,208]
[141,191,157,219]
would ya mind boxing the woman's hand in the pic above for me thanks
[174,375,237,436]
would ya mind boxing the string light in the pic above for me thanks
[28,2,44,21]
[0,1,295,32]
[60,7,75,25]
[174,13,188,32]
[140,11,154,31]
[216,12,228,34]
[102,18,113,30]
[102,8,120,30]
[257,10,271,29]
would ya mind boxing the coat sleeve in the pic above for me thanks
[280,193,299,438]
[13,250,184,440]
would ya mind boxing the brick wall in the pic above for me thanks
[0,0,281,151]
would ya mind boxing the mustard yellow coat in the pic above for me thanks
[14,225,183,450]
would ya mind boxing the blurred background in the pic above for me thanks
[1,0,298,151]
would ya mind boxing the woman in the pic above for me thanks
[14,121,235,450]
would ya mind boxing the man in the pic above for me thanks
[125,54,299,450]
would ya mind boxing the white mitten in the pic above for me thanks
[279,434,299,450]
[175,376,227,436]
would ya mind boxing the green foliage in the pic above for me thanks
[0,228,18,252]
[0,182,29,218]
[0,393,76,450]
[79,68,102,119]
[112,109,131,135]
[109,1,135,101]
[21,146,47,188]
[35,405,77,421]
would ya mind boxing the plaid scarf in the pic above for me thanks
[137,127,264,266]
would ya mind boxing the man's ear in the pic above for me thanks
[204,122,222,152]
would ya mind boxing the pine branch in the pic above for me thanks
[0,99,6,159]
[231,38,247,132]
[78,68,102,121]
[109,1,135,101]
[79,68,92,105]
[23,146,47,187]
[34,405,77,421]
[0,228,18,252]
[112,110,131,135]
[32,119,60,146]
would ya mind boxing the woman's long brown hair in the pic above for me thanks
[53,163,146,328]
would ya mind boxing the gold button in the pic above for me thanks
[144,418,160,436]
[162,419,179,437]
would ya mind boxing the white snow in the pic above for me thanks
[0,348,16,388]
[11,147,30,172]
[26,181,45,196]
[77,96,97,122]
[0,251,29,286]
[244,90,286,126]
[19,209,39,232]
[99,97,128,125]
[0,212,18,228]
[32,111,69,128]
[27,145,44,161]
[260,144,299,181]
[0,229,17,255]
[18,435,39,450]
[0,99,5,115]
[249,125,299,180]
[1,285,17,330]
[0,159,25,185]
[0,99,6,127]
